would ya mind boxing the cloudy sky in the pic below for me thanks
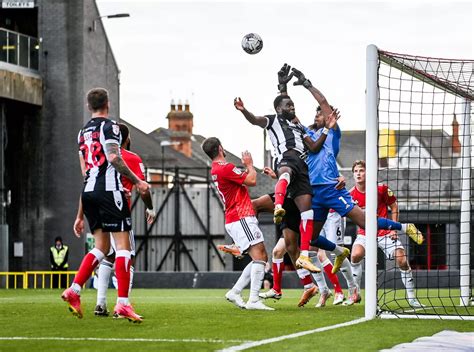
[96,0,472,167]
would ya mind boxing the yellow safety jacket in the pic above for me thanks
[50,245,69,269]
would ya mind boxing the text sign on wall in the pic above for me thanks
[2,1,35,8]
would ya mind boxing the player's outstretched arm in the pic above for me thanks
[292,67,333,119]
[241,150,257,186]
[106,142,150,194]
[234,97,268,128]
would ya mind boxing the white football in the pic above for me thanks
[241,33,263,55]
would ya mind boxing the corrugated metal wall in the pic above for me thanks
[131,184,232,272]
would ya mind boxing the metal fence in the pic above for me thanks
[0,27,39,70]
[131,167,230,272]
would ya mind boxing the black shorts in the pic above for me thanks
[270,194,301,238]
[82,190,132,233]
[275,151,313,199]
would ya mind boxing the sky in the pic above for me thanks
[96,0,473,167]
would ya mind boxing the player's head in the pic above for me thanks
[352,159,366,184]
[86,88,109,113]
[202,137,226,160]
[273,95,295,120]
[119,123,131,150]
[313,105,335,129]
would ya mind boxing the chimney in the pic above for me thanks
[166,98,194,158]
[452,114,461,156]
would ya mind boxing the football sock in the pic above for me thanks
[272,258,284,293]
[400,268,415,300]
[309,252,328,292]
[322,258,343,294]
[73,248,105,289]
[96,259,114,305]
[332,245,345,256]
[274,173,290,206]
[297,269,314,290]
[378,217,402,231]
[299,210,314,253]
[339,257,357,289]
[129,265,134,294]
[232,262,252,294]
[249,261,265,303]
[115,250,131,304]
[351,260,363,288]
[310,235,336,251]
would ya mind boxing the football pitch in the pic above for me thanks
[0,289,473,352]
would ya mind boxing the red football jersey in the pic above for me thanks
[121,148,146,209]
[211,161,255,224]
[350,184,397,237]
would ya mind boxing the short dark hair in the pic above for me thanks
[352,160,366,172]
[119,123,129,146]
[316,104,335,112]
[87,88,109,111]
[55,236,62,243]
[201,137,221,160]
[273,95,291,110]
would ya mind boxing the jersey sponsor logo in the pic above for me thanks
[112,125,120,135]
[232,167,242,175]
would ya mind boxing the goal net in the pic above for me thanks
[365,45,473,320]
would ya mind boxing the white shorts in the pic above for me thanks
[320,211,345,245]
[353,234,404,260]
[225,216,264,253]
[108,230,136,257]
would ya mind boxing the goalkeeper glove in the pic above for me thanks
[292,68,312,89]
[277,63,294,93]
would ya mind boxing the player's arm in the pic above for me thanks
[105,142,150,194]
[234,97,268,128]
[78,152,87,177]
[389,200,399,222]
[73,196,84,238]
[302,109,340,153]
[291,68,333,119]
[241,150,257,187]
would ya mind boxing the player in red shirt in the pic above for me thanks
[93,123,155,317]
[349,160,424,308]
[202,137,273,310]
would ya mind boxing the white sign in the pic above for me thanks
[2,1,34,8]
[13,241,23,257]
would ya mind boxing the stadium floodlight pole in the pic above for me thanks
[365,44,379,320]
[91,13,130,32]
[459,99,471,307]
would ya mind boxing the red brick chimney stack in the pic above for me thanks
[166,98,193,158]
[452,114,461,156]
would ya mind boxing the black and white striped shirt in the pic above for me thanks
[264,114,306,162]
[78,117,123,192]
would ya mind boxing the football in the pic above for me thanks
[241,33,263,55]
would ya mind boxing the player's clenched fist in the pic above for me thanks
[234,97,245,111]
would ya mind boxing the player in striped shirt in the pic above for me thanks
[63,88,149,322]
[234,64,345,274]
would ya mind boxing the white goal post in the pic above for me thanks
[365,44,473,320]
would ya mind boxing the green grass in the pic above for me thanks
[0,289,472,352]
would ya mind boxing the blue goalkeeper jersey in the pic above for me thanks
[305,126,341,185]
